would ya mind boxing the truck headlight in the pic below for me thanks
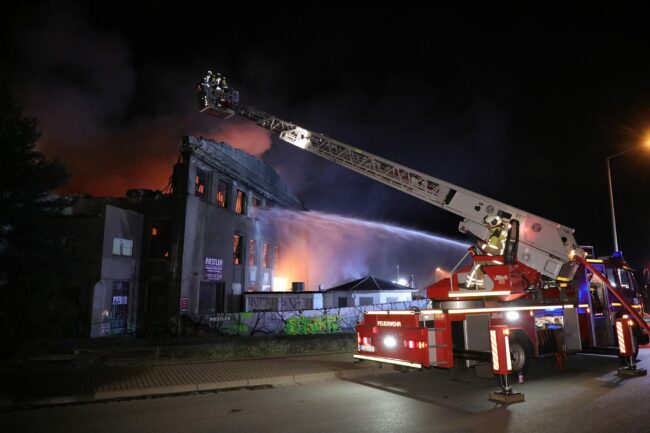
[506,311,520,321]
[383,336,397,348]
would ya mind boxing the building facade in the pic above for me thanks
[170,136,304,321]
[63,136,305,336]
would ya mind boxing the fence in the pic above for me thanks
[199,300,430,336]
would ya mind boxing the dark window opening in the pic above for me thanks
[337,297,348,308]
[199,282,226,314]
[217,180,229,208]
[359,296,373,306]
[150,220,171,258]
[146,281,167,317]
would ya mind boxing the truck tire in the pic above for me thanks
[509,340,530,373]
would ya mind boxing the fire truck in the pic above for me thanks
[197,75,649,378]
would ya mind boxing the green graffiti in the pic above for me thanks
[284,314,341,335]
[222,313,252,335]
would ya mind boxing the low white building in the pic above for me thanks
[323,276,416,308]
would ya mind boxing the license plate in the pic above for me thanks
[359,344,375,352]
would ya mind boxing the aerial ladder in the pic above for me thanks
[197,74,650,380]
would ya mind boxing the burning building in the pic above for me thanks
[64,136,304,336]
[59,135,467,337]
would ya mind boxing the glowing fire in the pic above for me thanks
[273,277,288,292]
[259,209,468,291]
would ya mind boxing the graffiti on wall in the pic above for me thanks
[202,300,428,336]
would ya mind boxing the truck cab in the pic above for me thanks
[577,252,648,352]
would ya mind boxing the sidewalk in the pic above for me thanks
[0,352,385,409]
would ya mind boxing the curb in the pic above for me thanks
[1,365,389,410]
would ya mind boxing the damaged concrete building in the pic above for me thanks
[64,136,304,337]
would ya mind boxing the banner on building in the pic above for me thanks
[204,257,223,281]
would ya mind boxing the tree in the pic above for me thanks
[0,84,70,343]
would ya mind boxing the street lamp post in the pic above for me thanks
[606,142,650,252]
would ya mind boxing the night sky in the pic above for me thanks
[3,3,650,269]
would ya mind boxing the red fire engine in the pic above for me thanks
[198,75,650,390]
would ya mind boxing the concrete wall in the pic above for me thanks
[78,136,307,336]
[178,138,303,318]
[90,205,143,337]
[203,299,430,336]
[243,292,324,312]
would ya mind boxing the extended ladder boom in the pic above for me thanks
[201,86,583,281]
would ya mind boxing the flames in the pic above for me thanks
[272,277,289,292]
[259,208,468,291]
[36,116,272,197]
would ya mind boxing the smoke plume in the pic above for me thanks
[9,4,271,197]
[258,209,468,290]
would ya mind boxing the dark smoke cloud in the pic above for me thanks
[9,4,272,196]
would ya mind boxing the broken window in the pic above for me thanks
[112,238,133,257]
[217,180,229,208]
[359,296,374,306]
[199,282,226,314]
[251,196,261,218]
[195,169,208,199]
[150,220,170,258]
[233,234,243,265]
[249,239,256,266]
[235,189,247,215]
[263,242,270,268]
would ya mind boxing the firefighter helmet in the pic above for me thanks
[485,215,502,227]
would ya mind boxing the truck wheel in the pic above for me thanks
[509,341,530,373]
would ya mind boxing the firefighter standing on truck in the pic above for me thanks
[485,215,508,255]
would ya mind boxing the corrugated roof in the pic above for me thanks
[324,276,413,292]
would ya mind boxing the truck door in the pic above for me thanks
[589,277,613,347]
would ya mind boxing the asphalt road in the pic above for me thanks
[4,350,650,433]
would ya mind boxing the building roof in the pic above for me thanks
[324,276,413,292]
[183,136,304,209]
